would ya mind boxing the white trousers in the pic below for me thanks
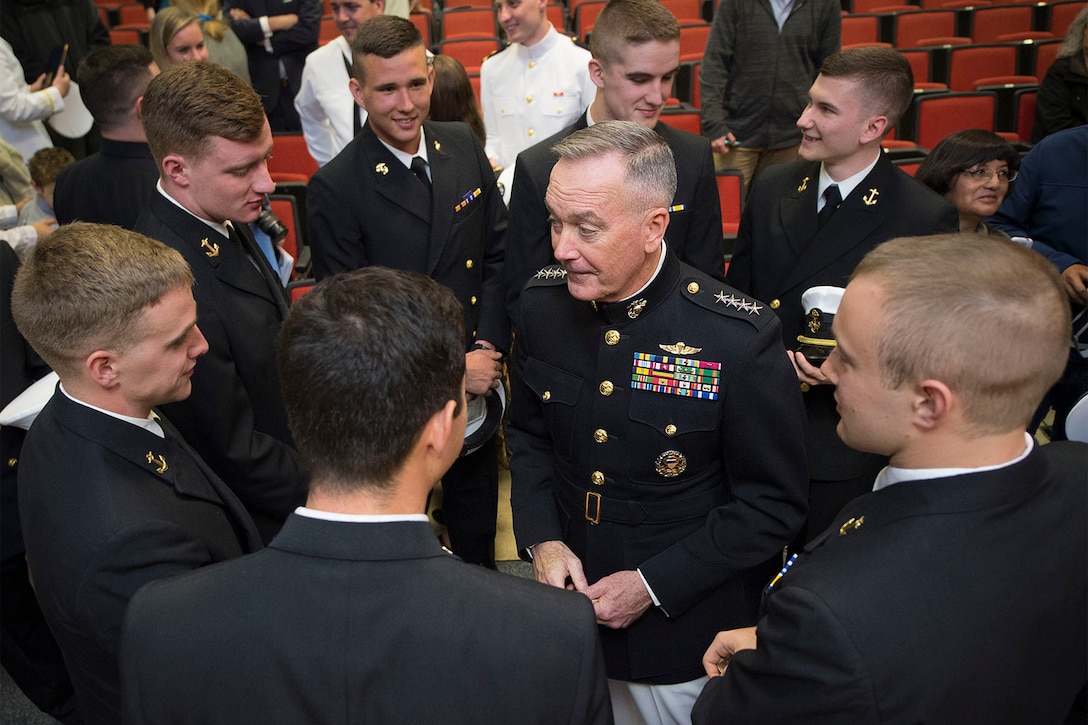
[608,677,709,725]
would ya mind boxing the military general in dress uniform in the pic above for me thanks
[507,121,808,725]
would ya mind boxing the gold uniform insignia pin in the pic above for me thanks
[145,451,168,474]
[627,298,647,319]
[434,140,441,151]
[655,450,687,478]
[375,162,389,175]
[659,341,702,355]
[200,238,220,258]
[798,176,810,193]
[838,516,865,535]
[807,309,822,333]
[862,188,879,206]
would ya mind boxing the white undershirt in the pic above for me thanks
[294,506,429,523]
[872,432,1034,492]
[817,154,880,212]
[59,383,164,438]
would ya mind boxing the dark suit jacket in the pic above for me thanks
[726,154,958,480]
[692,442,1088,724]
[52,138,159,229]
[226,0,319,123]
[135,192,306,540]
[504,112,725,329]
[309,120,508,351]
[1,242,48,557]
[122,515,614,724]
[20,391,262,725]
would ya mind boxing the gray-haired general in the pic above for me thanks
[507,120,807,724]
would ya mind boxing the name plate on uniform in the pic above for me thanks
[630,353,721,400]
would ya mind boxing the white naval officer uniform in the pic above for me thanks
[480,25,595,170]
[294,35,366,166]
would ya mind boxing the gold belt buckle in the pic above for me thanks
[585,491,601,525]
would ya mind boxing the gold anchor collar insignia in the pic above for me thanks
[659,341,702,355]
[375,162,389,175]
[838,515,864,535]
[433,140,441,151]
[862,188,879,206]
[200,238,220,258]
[797,176,810,193]
[145,451,168,475]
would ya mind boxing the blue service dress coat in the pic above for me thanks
[508,251,808,684]
[19,391,262,725]
[692,441,1088,724]
[121,514,614,724]
[725,154,958,532]
[308,120,508,352]
[135,192,307,541]
[503,111,725,329]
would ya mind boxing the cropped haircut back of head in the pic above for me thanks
[553,120,677,209]
[277,267,466,493]
[819,46,914,129]
[11,223,194,379]
[915,129,1021,196]
[351,15,423,84]
[141,61,266,167]
[851,233,1070,434]
[76,44,154,132]
[589,0,680,68]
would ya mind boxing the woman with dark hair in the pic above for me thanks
[428,55,486,144]
[915,129,1020,236]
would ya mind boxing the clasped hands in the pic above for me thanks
[531,540,652,629]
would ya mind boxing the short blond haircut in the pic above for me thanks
[852,233,1070,433]
[589,0,680,68]
[141,61,266,166]
[11,223,194,379]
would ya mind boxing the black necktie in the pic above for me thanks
[410,156,432,210]
[410,156,431,190]
[342,53,362,138]
[227,222,288,312]
[817,184,841,229]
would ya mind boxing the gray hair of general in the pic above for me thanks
[551,121,677,208]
